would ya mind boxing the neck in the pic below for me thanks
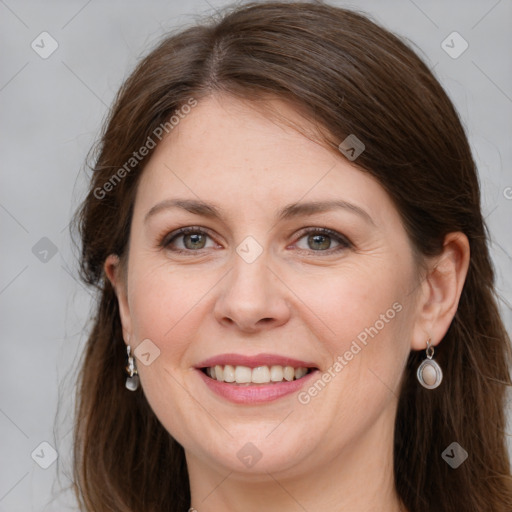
[186,406,404,512]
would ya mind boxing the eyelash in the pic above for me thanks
[159,226,352,255]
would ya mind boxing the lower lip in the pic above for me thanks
[196,369,319,404]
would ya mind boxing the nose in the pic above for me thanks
[213,253,291,334]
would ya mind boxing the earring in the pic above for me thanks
[416,338,443,389]
[125,345,140,391]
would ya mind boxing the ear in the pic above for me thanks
[104,254,132,345]
[411,232,470,351]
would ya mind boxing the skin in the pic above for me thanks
[106,95,470,512]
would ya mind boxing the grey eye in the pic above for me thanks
[295,232,344,251]
[307,233,332,250]
[183,233,207,250]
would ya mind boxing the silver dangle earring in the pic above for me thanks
[125,345,140,391]
[416,338,443,389]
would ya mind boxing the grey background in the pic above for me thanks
[0,0,511,510]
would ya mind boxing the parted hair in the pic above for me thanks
[73,2,512,511]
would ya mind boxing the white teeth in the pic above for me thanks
[214,365,224,381]
[270,365,283,382]
[223,364,235,383]
[205,364,311,384]
[283,366,295,381]
[252,366,270,383]
[295,367,307,379]
[235,366,252,383]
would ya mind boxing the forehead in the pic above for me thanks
[133,95,391,224]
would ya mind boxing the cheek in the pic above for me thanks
[129,277,177,340]
[126,260,220,357]
[291,261,409,352]
[124,264,212,440]
[288,260,413,416]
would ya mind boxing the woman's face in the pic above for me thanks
[113,95,424,478]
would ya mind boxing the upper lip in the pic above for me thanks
[195,353,318,369]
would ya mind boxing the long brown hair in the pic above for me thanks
[73,2,512,510]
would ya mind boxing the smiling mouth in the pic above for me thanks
[201,364,317,385]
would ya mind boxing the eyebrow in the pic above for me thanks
[144,198,375,226]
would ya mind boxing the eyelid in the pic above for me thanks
[160,226,220,250]
[291,227,352,252]
[293,226,351,243]
[160,226,352,254]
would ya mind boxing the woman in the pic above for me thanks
[73,2,512,511]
